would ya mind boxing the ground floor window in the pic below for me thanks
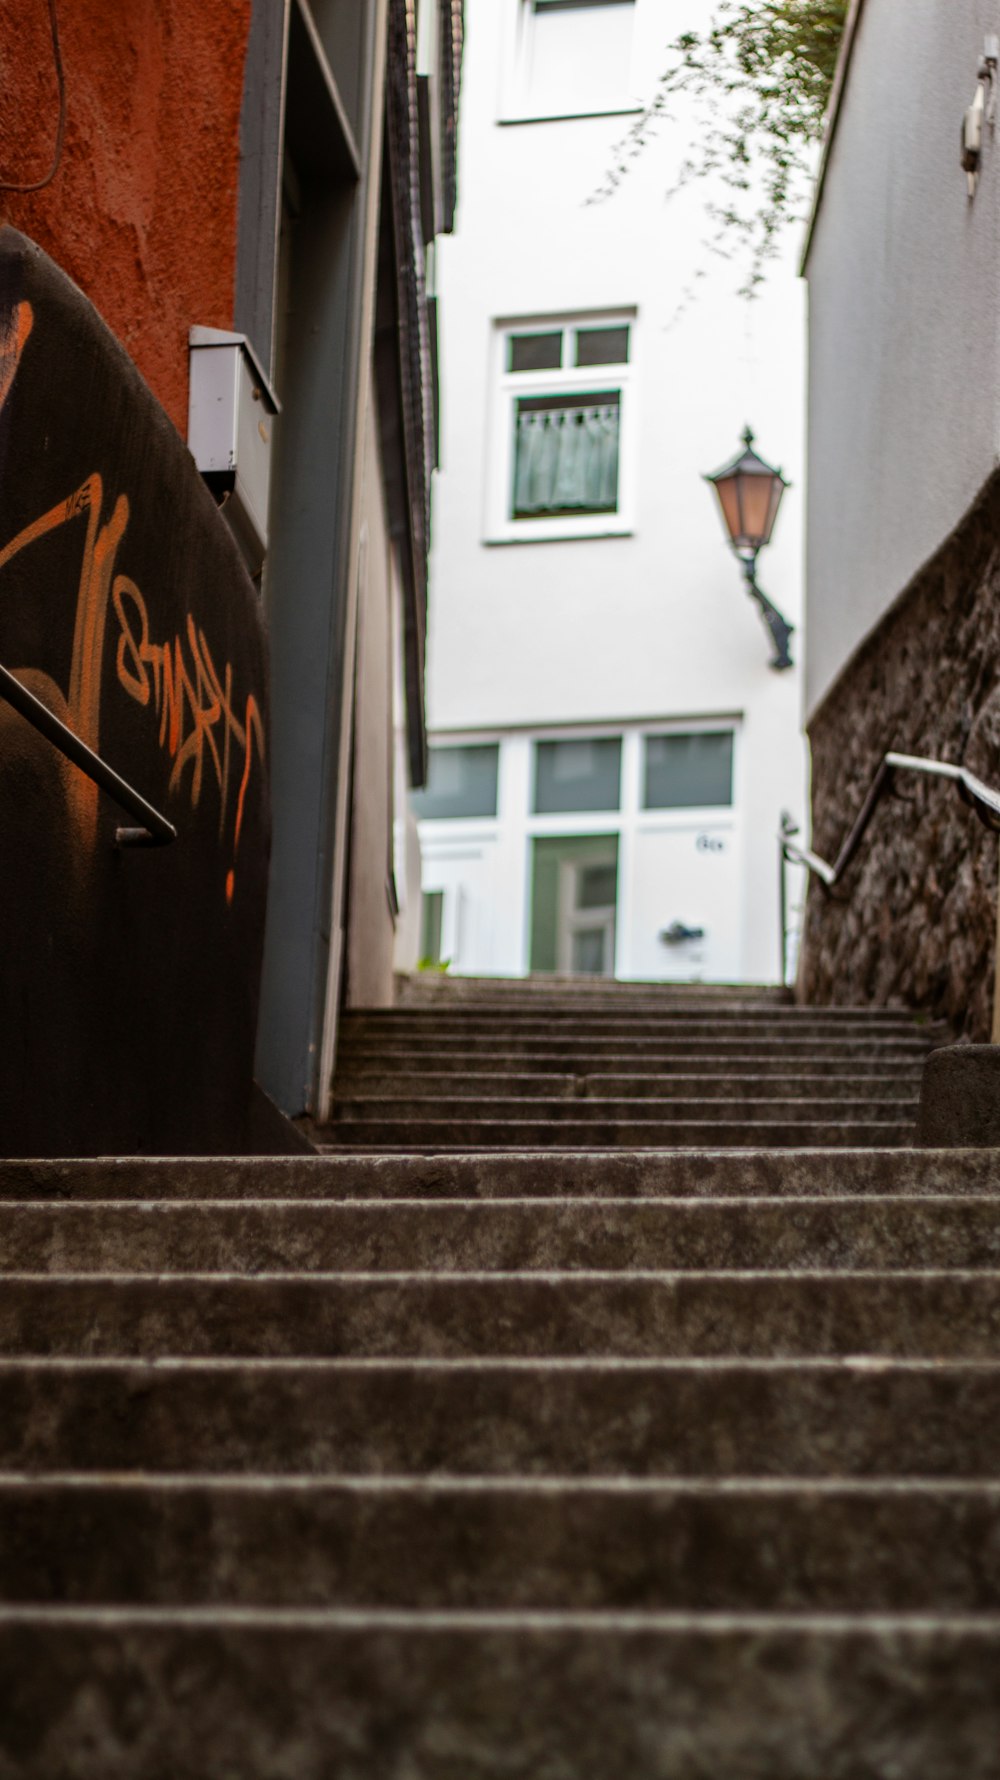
[411,743,499,819]
[643,730,734,809]
[534,736,622,814]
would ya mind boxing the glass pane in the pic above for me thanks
[411,744,500,819]
[508,331,563,373]
[420,891,444,964]
[571,928,606,974]
[530,835,617,972]
[644,732,734,810]
[576,863,617,909]
[512,392,620,518]
[575,325,629,367]
[534,738,621,813]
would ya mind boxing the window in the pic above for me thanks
[419,890,445,964]
[492,317,634,540]
[504,0,637,121]
[411,744,500,819]
[530,834,619,974]
[534,737,622,813]
[643,732,734,810]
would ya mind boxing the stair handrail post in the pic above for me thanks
[992,841,1000,1043]
[778,811,799,990]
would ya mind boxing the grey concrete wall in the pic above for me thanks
[345,397,399,1009]
[805,0,1000,718]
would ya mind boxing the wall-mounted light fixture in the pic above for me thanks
[705,425,794,672]
[961,35,998,197]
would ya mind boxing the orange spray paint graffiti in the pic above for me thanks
[112,579,265,903]
[0,302,264,897]
[0,302,33,414]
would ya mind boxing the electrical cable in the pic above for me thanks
[0,0,66,194]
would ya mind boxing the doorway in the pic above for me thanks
[530,835,618,976]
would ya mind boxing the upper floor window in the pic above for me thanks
[505,0,638,122]
[488,315,635,542]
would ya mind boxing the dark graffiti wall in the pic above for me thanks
[0,229,270,1156]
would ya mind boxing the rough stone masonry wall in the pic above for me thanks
[799,467,1000,1041]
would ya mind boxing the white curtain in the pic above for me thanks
[514,403,619,515]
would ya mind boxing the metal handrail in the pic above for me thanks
[0,661,176,847]
[777,750,1000,986]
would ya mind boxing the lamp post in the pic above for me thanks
[705,426,794,672]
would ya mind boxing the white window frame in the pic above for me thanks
[485,311,638,545]
[631,719,742,827]
[499,0,641,125]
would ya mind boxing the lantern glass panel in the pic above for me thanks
[762,474,785,545]
[713,474,743,546]
[738,473,776,548]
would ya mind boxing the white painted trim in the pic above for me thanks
[800,0,869,274]
[483,309,638,544]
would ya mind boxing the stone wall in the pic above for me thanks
[799,467,1000,1040]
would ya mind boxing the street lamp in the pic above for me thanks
[705,426,794,671]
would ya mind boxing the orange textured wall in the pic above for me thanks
[0,0,252,432]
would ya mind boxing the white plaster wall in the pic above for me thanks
[424,0,808,981]
[805,0,1000,718]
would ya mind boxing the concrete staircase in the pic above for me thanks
[3,978,1000,1773]
[325,978,943,1149]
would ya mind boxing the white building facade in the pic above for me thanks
[415,0,807,984]
[795,0,1000,1039]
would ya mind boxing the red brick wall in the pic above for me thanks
[0,0,251,431]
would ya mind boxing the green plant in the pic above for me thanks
[593,0,848,295]
[417,957,452,973]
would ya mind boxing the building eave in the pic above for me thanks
[800,0,868,277]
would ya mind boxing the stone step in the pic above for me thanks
[3,1608,997,1778]
[341,1013,938,1041]
[0,1195,994,1273]
[2,1151,995,1201]
[332,1070,925,1101]
[5,1356,1000,1478]
[396,972,792,997]
[4,1476,1000,1610]
[357,1000,938,1021]
[324,1117,916,1148]
[336,1046,931,1075]
[331,1096,920,1124]
[355,999,938,1017]
[338,1035,934,1061]
[3,1270,1000,1358]
[393,975,790,989]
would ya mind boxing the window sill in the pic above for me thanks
[485,518,634,546]
[498,103,642,126]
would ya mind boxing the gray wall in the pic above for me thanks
[805,0,1000,718]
